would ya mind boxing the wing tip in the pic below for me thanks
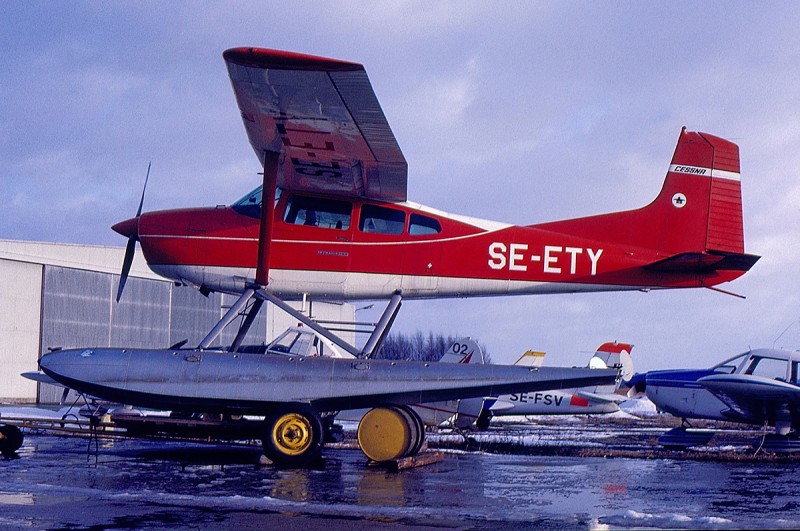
[223,47,363,72]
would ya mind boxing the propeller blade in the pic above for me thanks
[136,162,151,217]
[116,234,137,302]
[115,162,151,302]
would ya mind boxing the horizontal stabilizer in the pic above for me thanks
[574,390,627,404]
[487,400,516,412]
[644,251,760,273]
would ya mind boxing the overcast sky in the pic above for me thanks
[2,2,800,371]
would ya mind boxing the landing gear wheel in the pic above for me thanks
[398,405,425,456]
[357,405,425,462]
[0,424,23,457]
[262,405,324,468]
[475,409,492,430]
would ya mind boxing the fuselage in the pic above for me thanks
[120,187,746,300]
[644,348,800,425]
[645,368,729,420]
[492,389,620,415]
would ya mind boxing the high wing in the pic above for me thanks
[223,47,407,202]
[698,374,800,423]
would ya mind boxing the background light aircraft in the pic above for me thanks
[37,47,757,468]
[477,341,634,427]
[638,348,800,450]
[408,337,489,428]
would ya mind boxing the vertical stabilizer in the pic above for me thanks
[513,350,546,367]
[439,338,485,364]
[588,341,633,393]
[535,129,751,264]
[655,128,744,255]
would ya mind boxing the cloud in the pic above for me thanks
[2,3,798,372]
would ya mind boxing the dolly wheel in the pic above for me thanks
[0,424,24,457]
[262,406,324,468]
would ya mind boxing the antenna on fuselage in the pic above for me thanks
[773,318,800,349]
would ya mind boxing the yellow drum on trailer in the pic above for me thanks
[357,406,424,462]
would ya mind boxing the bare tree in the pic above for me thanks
[376,332,491,363]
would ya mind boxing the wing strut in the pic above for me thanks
[256,151,280,286]
[198,288,256,349]
[360,290,402,359]
[229,298,264,352]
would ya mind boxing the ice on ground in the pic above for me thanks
[619,397,658,416]
[599,509,739,530]
[0,406,63,420]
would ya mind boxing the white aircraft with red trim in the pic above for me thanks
[479,341,634,427]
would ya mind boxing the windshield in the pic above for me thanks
[267,329,316,356]
[232,186,281,218]
[712,352,750,374]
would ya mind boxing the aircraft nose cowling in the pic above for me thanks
[112,217,139,238]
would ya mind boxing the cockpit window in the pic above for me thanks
[231,185,281,218]
[744,356,788,380]
[359,204,405,234]
[409,213,442,236]
[284,195,351,230]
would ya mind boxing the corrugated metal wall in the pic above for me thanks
[37,266,271,403]
[170,287,223,347]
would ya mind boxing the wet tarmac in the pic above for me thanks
[3,422,800,530]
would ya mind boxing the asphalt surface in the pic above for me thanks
[3,411,800,530]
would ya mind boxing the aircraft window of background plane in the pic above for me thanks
[290,334,314,356]
[791,361,799,384]
[743,355,789,380]
[268,329,305,355]
[284,195,351,230]
[359,204,405,234]
[712,352,749,374]
[409,214,442,236]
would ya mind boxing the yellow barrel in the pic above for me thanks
[357,406,423,462]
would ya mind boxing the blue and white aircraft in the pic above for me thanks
[640,348,800,449]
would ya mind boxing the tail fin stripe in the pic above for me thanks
[711,169,741,181]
